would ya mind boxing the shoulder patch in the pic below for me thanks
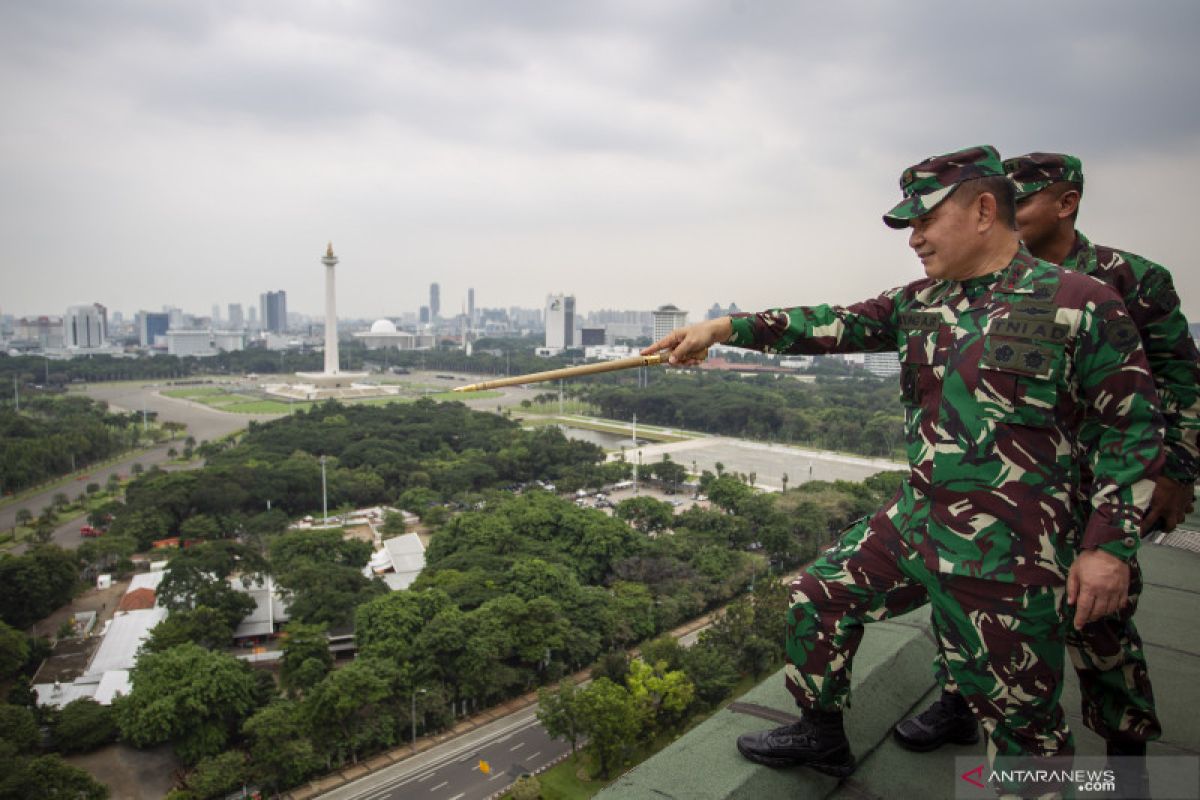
[1104,317,1140,353]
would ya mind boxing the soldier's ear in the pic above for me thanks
[1057,189,1081,220]
[976,190,999,230]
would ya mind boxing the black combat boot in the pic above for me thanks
[1108,739,1150,800]
[892,690,979,752]
[736,709,856,777]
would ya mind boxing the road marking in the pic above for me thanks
[417,773,434,782]
[509,742,525,751]
[489,772,507,781]
[429,781,448,792]
[448,795,464,800]
[528,751,541,760]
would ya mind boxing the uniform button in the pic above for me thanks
[1123,537,1136,548]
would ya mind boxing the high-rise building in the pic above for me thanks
[467,288,475,325]
[652,304,688,343]
[247,306,258,330]
[136,311,170,347]
[419,306,430,324]
[15,317,64,349]
[228,303,244,330]
[545,294,575,350]
[429,283,440,320]
[64,304,107,349]
[259,291,288,333]
[211,304,221,326]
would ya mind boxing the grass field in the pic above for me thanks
[159,385,501,414]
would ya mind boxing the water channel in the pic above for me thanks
[553,424,648,451]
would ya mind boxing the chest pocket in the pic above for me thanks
[976,335,1064,428]
[898,312,943,405]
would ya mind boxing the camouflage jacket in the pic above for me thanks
[727,248,1164,585]
[1062,231,1200,484]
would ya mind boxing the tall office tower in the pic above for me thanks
[545,294,576,349]
[247,306,258,329]
[419,306,430,324]
[137,311,170,347]
[467,288,475,325]
[652,304,688,343]
[64,303,107,349]
[228,303,244,330]
[260,291,288,333]
[429,283,440,320]
[165,306,185,330]
[211,304,221,326]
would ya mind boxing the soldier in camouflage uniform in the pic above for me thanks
[644,145,1164,795]
[894,153,1199,784]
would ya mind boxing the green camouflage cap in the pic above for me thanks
[883,145,1005,229]
[1003,152,1084,199]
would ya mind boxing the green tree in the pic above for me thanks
[302,656,398,765]
[625,658,695,738]
[576,678,641,779]
[142,607,235,653]
[0,754,109,800]
[680,642,739,706]
[537,679,584,754]
[170,751,246,800]
[614,496,674,534]
[0,622,30,680]
[114,644,259,764]
[280,622,332,697]
[0,546,79,630]
[243,700,320,794]
[14,509,33,528]
[0,703,38,753]
[53,698,118,754]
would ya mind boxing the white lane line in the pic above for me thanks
[509,742,525,752]
[429,781,448,792]
[489,772,507,781]
[417,773,434,782]
[448,795,464,800]
[527,751,541,760]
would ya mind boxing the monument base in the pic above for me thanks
[264,372,400,401]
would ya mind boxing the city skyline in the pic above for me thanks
[3,3,1199,321]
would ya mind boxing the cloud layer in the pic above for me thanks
[2,1,1198,320]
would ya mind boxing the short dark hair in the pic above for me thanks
[954,176,1017,230]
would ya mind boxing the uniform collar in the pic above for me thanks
[990,246,1042,295]
[1061,230,1096,273]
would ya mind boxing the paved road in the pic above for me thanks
[319,707,570,800]
[2,383,282,553]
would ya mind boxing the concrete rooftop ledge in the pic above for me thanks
[600,542,1200,800]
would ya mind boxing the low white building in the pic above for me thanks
[370,532,426,591]
[167,329,216,357]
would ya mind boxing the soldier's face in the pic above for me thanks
[907,198,977,280]
[1014,187,1064,256]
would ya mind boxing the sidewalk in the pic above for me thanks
[599,541,1200,799]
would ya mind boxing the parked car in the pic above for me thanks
[80,525,101,537]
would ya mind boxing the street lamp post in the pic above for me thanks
[319,455,328,524]
[411,688,427,751]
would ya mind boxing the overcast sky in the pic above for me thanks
[2,1,1198,323]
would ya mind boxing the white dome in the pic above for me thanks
[369,319,398,334]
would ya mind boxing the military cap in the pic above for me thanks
[1003,152,1084,199]
[883,145,1006,229]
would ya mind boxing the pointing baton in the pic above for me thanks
[452,350,708,393]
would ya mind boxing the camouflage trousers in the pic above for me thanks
[937,558,1161,744]
[786,516,1073,762]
